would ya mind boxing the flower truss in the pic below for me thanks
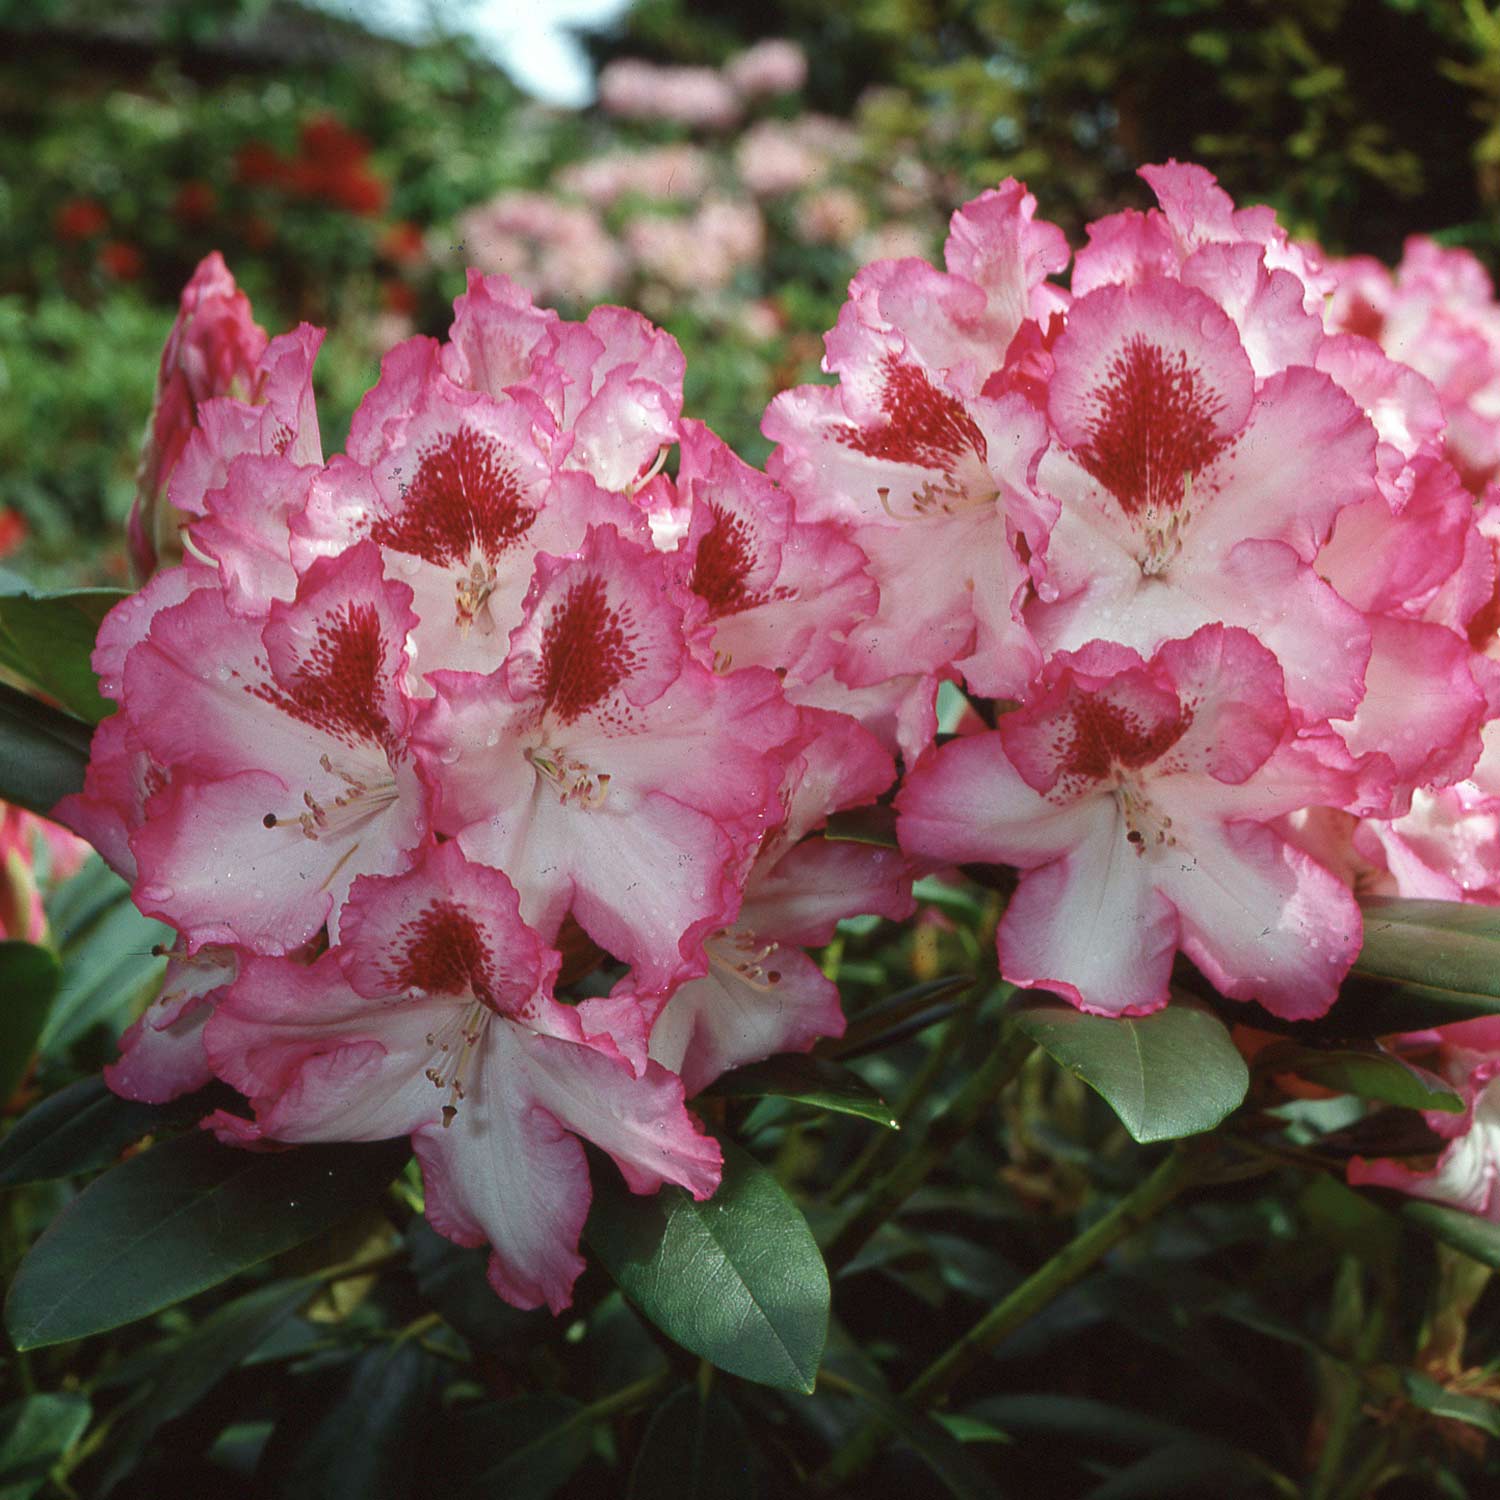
[61,157,1500,1299]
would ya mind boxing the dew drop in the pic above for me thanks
[439,745,462,765]
[396,553,421,576]
[483,728,500,748]
[215,665,232,682]
[140,883,175,904]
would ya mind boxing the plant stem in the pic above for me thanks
[821,1023,1034,1274]
[827,1005,977,1206]
[818,1138,1206,1488]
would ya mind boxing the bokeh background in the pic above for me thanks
[3,0,1497,585]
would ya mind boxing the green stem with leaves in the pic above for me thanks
[821,1022,1034,1273]
[818,1138,1207,1489]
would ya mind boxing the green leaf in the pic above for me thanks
[627,1384,756,1500]
[1011,996,1249,1143]
[964,1394,1198,1452]
[826,976,974,1062]
[0,1077,234,1189]
[1259,1043,1462,1112]
[5,1131,411,1349]
[704,1054,898,1128]
[587,1139,829,1393]
[94,1277,318,1495]
[823,1376,1002,1499]
[0,684,91,817]
[1349,898,1500,1030]
[822,806,898,847]
[1084,1441,1280,1498]
[0,1393,90,1500]
[255,1341,439,1500]
[1401,1369,1500,1438]
[0,942,60,1105]
[0,588,125,724]
[443,1395,591,1500]
[1398,1199,1500,1271]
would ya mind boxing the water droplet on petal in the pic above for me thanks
[139,883,175,904]
[483,728,500,748]
[215,665,232,682]
[439,745,462,765]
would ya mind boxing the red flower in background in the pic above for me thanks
[233,116,388,217]
[55,197,108,242]
[172,180,219,226]
[98,241,144,280]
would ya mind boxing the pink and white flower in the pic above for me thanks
[206,844,721,1312]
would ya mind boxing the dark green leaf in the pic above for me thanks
[825,1376,1002,1500]
[0,588,125,724]
[94,1277,317,1495]
[1401,1370,1500,1438]
[0,942,60,1105]
[5,1131,410,1349]
[587,1139,829,1393]
[1398,1199,1500,1271]
[1085,1441,1281,1498]
[443,1395,590,1500]
[965,1393,1197,1452]
[627,1383,756,1500]
[0,1076,235,1189]
[705,1054,898,1128]
[1350,898,1500,1029]
[822,806,898,847]
[0,683,91,817]
[825,976,974,1061]
[256,1341,439,1500]
[0,1393,90,1500]
[1260,1043,1462,1112]
[1012,996,1249,1142]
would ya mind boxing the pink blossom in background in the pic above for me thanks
[735,120,830,197]
[626,200,765,293]
[796,186,869,247]
[455,192,625,305]
[557,144,711,208]
[598,59,741,130]
[724,39,808,98]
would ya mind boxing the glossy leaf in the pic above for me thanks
[1085,1441,1279,1498]
[0,684,90,818]
[1397,1199,1500,1271]
[1401,1370,1500,1439]
[0,1077,235,1189]
[1259,1043,1462,1112]
[94,1277,318,1495]
[256,1341,439,1500]
[587,1139,829,1393]
[627,1384,756,1500]
[442,1395,591,1500]
[1348,898,1500,1030]
[0,588,124,724]
[0,942,60,1106]
[0,1393,90,1500]
[705,1054,898,1128]
[5,1131,411,1349]
[1012,996,1249,1143]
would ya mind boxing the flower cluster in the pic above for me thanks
[68,160,1500,1292]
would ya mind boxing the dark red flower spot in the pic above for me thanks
[1059,692,1190,784]
[254,602,391,747]
[537,573,639,724]
[1075,336,1229,517]
[690,505,763,618]
[838,356,987,470]
[389,900,499,1008]
[373,425,536,568]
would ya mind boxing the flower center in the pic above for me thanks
[423,999,492,1128]
[261,753,399,843]
[707,930,784,991]
[525,744,611,808]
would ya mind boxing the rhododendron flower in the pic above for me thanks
[1024,273,1378,723]
[645,708,913,1093]
[598,59,741,129]
[724,38,808,98]
[456,193,625,306]
[1349,1017,1500,1219]
[129,253,269,580]
[415,524,798,993]
[897,626,1365,1018]
[206,844,720,1311]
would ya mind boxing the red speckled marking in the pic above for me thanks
[1052,691,1189,795]
[691,505,763,618]
[537,573,639,724]
[389,900,498,1008]
[838,356,986,470]
[253,602,391,747]
[1075,336,1228,516]
[373,425,536,566]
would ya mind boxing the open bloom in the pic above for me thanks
[897,625,1366,1018]
[207,844,720,1311]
